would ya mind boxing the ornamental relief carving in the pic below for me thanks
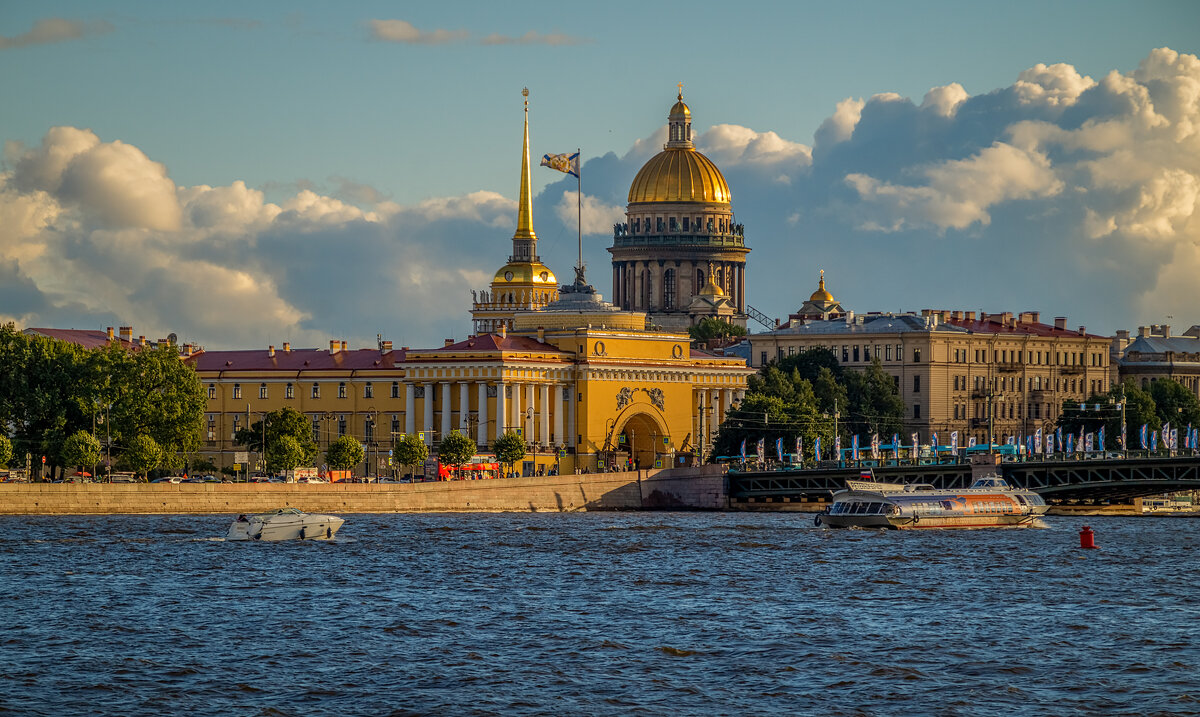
[616,386,665,411]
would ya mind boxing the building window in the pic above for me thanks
[286,383,294,399]
[842,346,849,362]
[760,351,767,366]
[338,382,347,399]
[682,217,689,232]
[886,345,893,361]
[914,404,922,419]
[914,376,921,393]
[788,346,795,356]
[391,381,400,399]
[664,268,676,310]
[233,383,242,399]
[207,384,216,400]
[853,346,860,362]
[863,345,871,361]
[365,418,374,443]
[669,217,678,232]
[365,383,374,399]
[259,383,268,399]
[697,269,705,289]
[206,415,216,441]
[312,384,320,399]
[338,415,346,436]
[392,417,400,435]
[913,348,921,363]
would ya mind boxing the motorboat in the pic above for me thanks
[226,508,344,541]
[817,472,1048,530]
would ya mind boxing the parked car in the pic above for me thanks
[151,477,181,483]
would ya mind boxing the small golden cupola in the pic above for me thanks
[471,88,558,335]
[810,270,834,303]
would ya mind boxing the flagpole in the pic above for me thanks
[576,147,582,275]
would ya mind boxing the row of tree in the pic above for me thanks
[0,323,206,477]
[712,348,905,458]
[1056,378,1200,444]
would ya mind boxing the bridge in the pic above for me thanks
[728,456,1200,503]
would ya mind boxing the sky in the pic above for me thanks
[2,1,1199,350]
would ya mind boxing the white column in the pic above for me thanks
[567,382,576,450]
[405,383,415,435]
[526,383,536,444]
[709,389,721,449]
[698,389,707,455]
[459,382,470,432]
[422,383,434,445]
[510,382,522,436]
[552,384,564,446]
[540,384,550,447]
[477,382,488,446]
[441,382,452,438]
[721,389,732,426]
[496,382,507,435]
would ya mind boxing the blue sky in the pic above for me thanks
[2,1,1199,349]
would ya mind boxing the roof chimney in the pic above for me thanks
[329,340,339,354]
[341,340,348,351]
[283,342,291,352]
[119,326,133,342]
[1138,326,1148,337]
[965,311,975,321]
[138,335,146,346]
[1054,317,1067,330]
[537,327,545,342]
[106,326,115,341]
[444,338,454,347]
[499,324,507,338]
[1078,326,1086,335]
[381,340,393,353]
[268,345,275,357]
[183,343,193,356]
[1163,324,1171,338]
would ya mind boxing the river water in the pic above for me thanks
[0,512,1196,716]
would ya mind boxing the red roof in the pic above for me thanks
[414,334,571,354]
[24,328,139,351]
[187,347,406,372]
[943,318,1107,339]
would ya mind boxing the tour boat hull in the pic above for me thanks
[226,508,344,541]
[817,475,1048,530]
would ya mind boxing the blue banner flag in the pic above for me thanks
[776,437,784,462]
[1098,427,1105,452]
[739,438,746,463]
[1140,424,1148,450]
[815,436,822,462]
[540,151,580,178]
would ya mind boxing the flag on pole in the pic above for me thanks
[951,431,959,453]
[851,435,860,461]
[1085,432,1093,452]
[775,437,784,463]
[1056,427,1063,452]
[1046,433,1054,454]
[835,436,842,458]
[1151,429,1158,452]
[795,435,803,462]
[815,436,822,462]
[1097,426,1105,452]
[1140,424,1148,449]
[931,432,939,454]
[540,151,580,178]
[1121,422,1127,450]
[739,438,746,463]
[911,432,919,458]
[756,438,765,465]
[1035,428,1043,454]
[870,434,879,460]
[968,436,977,448]
[1171,429,1179,451]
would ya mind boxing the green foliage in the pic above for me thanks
[394,433,429,476]
[272,435,308,472]
[1149,378,1200,429]
[713,355,904,462]
[190,457,217,473]
[220,465,239,476]
[121,434,163,478]
[62,431,102,470]
[0,324,205,473]
[235,407,320,472]
[326,435,365,471]
[0,435,11,468]
[438,430,476,468]
[688,318,747,342]
[492,431,526,469]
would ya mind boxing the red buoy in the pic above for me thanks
[1079,525,1098,549]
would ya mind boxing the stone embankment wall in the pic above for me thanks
[0,466,729,515]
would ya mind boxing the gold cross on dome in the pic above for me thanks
[677,81,683,98]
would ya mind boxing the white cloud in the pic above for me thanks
[920,83,969,117]
[697,124,812,169]
[554,191,624,236]
[0,17,113,51]
[480,31,589,46]
[1013,62,1096,106]
[813,97,865,150]
[367,19,467,44]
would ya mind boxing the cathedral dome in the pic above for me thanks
[809,271,834,302]
[493,261,557,285]
[627,149,730,204]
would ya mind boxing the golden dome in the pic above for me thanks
[627,148,730,204]
[810,271,834,302]
[493,261,557,285]
[670,99,691,117]
[700,275,725,296]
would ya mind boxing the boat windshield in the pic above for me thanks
[971,477,1010,489]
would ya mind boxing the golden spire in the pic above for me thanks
[514,87,537,242]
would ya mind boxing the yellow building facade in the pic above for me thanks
[188,90,753,475]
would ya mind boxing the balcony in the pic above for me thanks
[612,232,746,250]
[970,389,989,399]
[996,362,1023,373]
[1059,365,1086,375]
[969,418,989,428]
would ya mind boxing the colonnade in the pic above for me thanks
[403,380,573,449]
[695,387,745,457]
[613,260,745,312]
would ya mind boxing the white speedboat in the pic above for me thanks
[817,473,1048,530]
[226,508,344,541]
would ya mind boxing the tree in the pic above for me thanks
[1057,380,1161,449]
[326,435,365,471]
[712,375,833,461]
[189,457,217,473]
[61,431,101,475]
[0,435,11,468]
[492,431,526,475]
[235,407,320,472]
[776,347,843,383]
[394,433,429,478]
[121,434,163,479]
[1149,378,1200,430]
[841,358,905,441]
[688,318,747,342]
[438,430,476,469]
